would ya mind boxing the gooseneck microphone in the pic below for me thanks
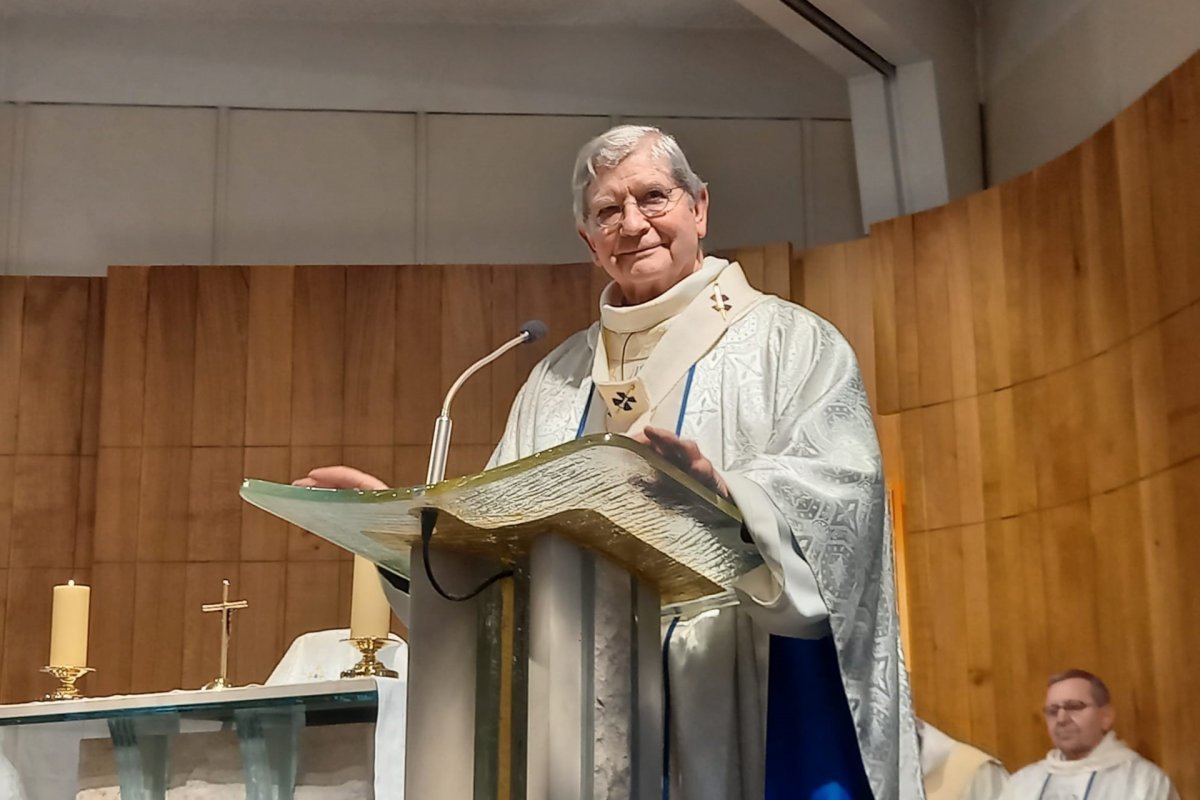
[420,320,548,603]
[425,320,548,485]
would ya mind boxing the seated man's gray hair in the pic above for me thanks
[572,125,705,226]
[1048,668,1111,706]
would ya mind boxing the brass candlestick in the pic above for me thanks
[341,637,399,678]
[41,665,95,701]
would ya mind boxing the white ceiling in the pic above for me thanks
[0,0,769,29]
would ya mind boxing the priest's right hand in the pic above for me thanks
[292,466,389,490]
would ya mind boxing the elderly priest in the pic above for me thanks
[299,124,923,799]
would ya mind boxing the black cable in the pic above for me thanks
[420,508,513,602]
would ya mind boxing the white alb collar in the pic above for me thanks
[1044,731,1137,775]
[599,256,729,334]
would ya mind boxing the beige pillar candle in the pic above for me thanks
[349,555,391,640]
[49,580,91,667]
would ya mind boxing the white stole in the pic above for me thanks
[586,258,764,437]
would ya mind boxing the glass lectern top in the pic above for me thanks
[240,434,758,606]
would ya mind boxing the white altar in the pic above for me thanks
[0,677,406,799]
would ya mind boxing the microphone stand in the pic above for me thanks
[420,322,546,602]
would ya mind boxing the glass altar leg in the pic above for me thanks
[107,715,177,800]
[234,706,303,800]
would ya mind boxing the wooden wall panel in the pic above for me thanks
[291,267,346,446]
[0,458,12,570]
[87,561,135,696]
[142,267,197,447]
[1078,125,1131,355]
[74,455,96,570]
[92,448,141,563]
[966,189,1011,394]
[130,562,187,692]
[235,561,287,685]
[187,447,245,562]
[0,276,100,703]
[1113,98,1162,334]
[791,50,1200,794]
[136,447,191,563]
[79,280,105,458]
[0,279,25,455]
[344,266,396,446]
[10,456,78,568]
[245,266,294,446]
[1145,62,1200,315]
[98,268,148,448]
[193,266,249,447]
[16,278,90,454]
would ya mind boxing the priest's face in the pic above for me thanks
[1044,678,1114,760]
[578,145,709,306]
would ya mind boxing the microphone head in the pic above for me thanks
[519,319,548,343]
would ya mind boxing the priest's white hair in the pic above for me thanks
[572,125,705,226]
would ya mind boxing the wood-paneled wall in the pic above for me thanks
[0,276,104,703]
[795,51,1199,791]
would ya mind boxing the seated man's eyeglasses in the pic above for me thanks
[589,186,686,231]
[1042,700,1094,717]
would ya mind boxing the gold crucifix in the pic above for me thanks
[201,579,248,691]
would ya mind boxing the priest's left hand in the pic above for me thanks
[292,465,389,490]
[634,426,731,499]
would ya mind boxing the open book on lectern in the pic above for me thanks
[239,433,760,616]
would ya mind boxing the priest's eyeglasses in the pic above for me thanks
[589,186,686,232]
[1042,700,1094,717]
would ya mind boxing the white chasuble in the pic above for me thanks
[489,256,924,800]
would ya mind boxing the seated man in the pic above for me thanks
[919,721,1008,800]
[1002,669,1178,799]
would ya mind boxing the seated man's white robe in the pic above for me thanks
[489,257,924,799]
[1001,732,1178,800]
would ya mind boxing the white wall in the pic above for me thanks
[0,16,850,119]
[0,16,863,275]
[846,0,984,204]
[738,0,984,218]
[982,0,1200,183]
[0,103,861,275]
